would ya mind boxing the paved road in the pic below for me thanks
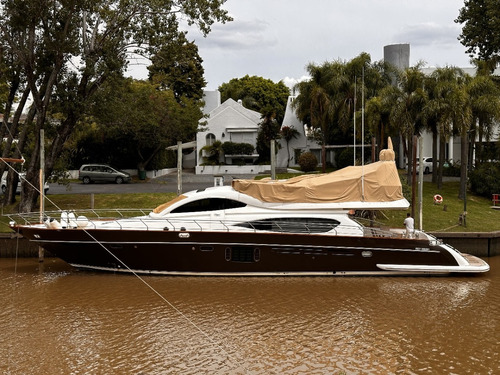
[47,171,257,195]
[46,171,457,195]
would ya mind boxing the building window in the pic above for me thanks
[206,133,216,146]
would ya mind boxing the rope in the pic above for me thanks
[79,227,237,367]
[0,118,241,370]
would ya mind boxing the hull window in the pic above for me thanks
[235,218,340,233]
[225,246,259,263]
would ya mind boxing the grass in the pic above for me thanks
[1,179,499,233]
[381,181,500,232]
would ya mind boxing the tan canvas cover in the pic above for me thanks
[232,139,403,204]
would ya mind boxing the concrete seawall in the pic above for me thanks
[1,231,499,259]
[0,233,41,257]
[430,231,500,257]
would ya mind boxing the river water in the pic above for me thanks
[1,256,499,375]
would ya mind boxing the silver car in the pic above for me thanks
[78,164,131,184]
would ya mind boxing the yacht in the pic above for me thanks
[9,141,490,276]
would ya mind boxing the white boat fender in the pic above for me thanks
[45,218,62,229]
[76,216,89,228]
[68,212,77,228]
[60,211,68,228]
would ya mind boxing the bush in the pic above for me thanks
[469,162,500,198]
[297,152,318,172]
[337,147,354,169]
[222,141,254,155]
[442,161,461,177]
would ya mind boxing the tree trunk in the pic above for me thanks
[459,128,468,200]
[437,135,446,190]
[432,131,438,184]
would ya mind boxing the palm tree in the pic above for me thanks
[200,140,223,165]
[280,125,300,167]
[422,75,441,183]
[294,62,336,172]
[388,66,428,183]
[427,67,471,192]
[467,74,500,166]
[365,86,397,156]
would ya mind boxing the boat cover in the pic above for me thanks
[232,139,404,204]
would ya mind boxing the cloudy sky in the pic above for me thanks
[131,0,472,90]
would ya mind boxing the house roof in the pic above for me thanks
[206,98,262,127]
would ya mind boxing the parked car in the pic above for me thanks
[1,171,50,194]
[79,164,131,184]
[407,157,433,174]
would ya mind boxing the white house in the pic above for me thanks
[196,95,270,175]
[277,95,321,168]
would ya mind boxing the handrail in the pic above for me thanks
[5,209,421,240]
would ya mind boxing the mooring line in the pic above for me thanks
[1,158,245,372]
[79,228,240,368]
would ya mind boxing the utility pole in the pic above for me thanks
[271,139,276,180]
[39,129,45,262]
[177,140,182,195]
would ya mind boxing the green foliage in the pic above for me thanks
[442,162,461,177]
[456,0,500,69]
[150,149,177,169]
[0,0,231,212]
[200,140,223,165]
[256,114,281,163]
[219,75,290,124]
[221,142,254,155]
[77,78,202,170]
[280,126,299,142]
[148,32,206,101]
[469,162,500,197]
[297,152,318,172]
[337,147,354,169]
[280,126,300,167]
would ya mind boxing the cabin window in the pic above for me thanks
[171,198,246,213]
[235,218,340,233]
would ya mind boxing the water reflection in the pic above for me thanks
[0,257,498,374]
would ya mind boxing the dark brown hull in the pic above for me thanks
[17,226,464,275]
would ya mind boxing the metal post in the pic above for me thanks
[39,129,45,262]
[418,137,423,230]
[177,140,182,195]
[271,139,276,180]
[411,135,417,219]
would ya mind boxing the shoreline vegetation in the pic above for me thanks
[1,178,499,234]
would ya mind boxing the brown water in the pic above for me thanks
[0,257,499,375]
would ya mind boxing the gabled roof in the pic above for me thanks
[206,98,262,127]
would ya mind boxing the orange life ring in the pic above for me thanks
[433,194,443,204]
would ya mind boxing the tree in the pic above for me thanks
[388,66,427,182]
[426,67,471,192]
[467,74,500,166]
[219,75,290,125]
[280,126,299,167]
[256,110,281,164]
[293,62,335,172]
[0,0,231,212]
[91,78,202,172]
[456,0,500,71]
[200,140,223,165]
[148,32,206,101]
